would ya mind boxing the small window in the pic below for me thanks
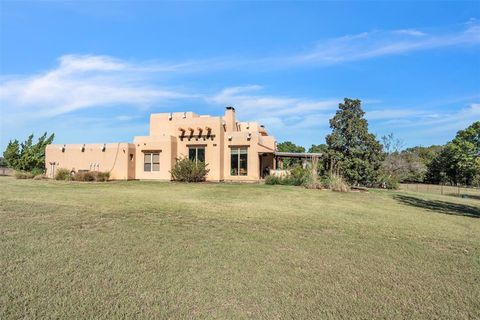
[144,152,160,172]
[188,146,205,163]
[230,147,247,176]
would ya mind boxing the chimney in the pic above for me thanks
[224,106,236,132]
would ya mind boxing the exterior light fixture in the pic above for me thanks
[246,133,252,140]
[228,135,232,141]
[81,144,85,152]
[101,144,106,152]
[168,112,173,120]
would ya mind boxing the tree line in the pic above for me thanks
[2,133,55,175]
[278,98,480,188]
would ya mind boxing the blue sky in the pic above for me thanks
[1,1,479,151]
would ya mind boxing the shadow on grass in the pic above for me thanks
[456,194,480,201]
[394,194,480,218]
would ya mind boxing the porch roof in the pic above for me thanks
[274,152,323,158]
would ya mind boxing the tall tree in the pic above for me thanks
[326,98,384,186]
[3,139,21,169]
[2,133,54,172]
[427,121,480,185]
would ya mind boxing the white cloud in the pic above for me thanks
[393,29,427,37]
[207,85,341,137]
[0,55,191,118]
[283,21,480,66]
[209,85,338,118]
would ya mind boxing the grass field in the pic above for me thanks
[1,177,479,319]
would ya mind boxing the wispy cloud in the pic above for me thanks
[209,85,338,118]
[393,29,427,37]
[0,54,192,118]
[282,20,480,66]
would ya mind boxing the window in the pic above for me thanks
[188,146,205,163]
[230,147,248,176]
[144,152,160,172]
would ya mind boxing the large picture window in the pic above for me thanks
[144,152,160,172]
[188,146,205,163]
[230,147,248,176]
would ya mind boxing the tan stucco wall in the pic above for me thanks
[45,143,135,180]
[133,135,177,180]
[45,108,276,181]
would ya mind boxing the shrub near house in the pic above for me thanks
[170,158,209,182]
[54,168,110,182]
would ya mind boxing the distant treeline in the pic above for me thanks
[278,99,480,188]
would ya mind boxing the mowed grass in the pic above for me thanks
[1,177,479,319]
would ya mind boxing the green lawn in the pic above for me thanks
[1,177,479,319]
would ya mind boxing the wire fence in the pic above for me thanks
[0,167,14,176]
[400,183,480,199]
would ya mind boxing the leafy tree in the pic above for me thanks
[277,141,306,168]
[2,133,54,173]
[277,141,305,153]
[405,145,443,165]
[0,157,4,167]
[325,98,384,186]
[427,121,480,185]
[3,139,21,169]
[380,134,437,183]
[308,144,327,154]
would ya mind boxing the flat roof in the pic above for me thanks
[274,152,323,158]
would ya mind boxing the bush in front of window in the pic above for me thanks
[170,157,209,182]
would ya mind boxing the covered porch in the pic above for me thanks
[269,151,323,177]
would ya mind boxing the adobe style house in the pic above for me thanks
[45,107,276,182]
